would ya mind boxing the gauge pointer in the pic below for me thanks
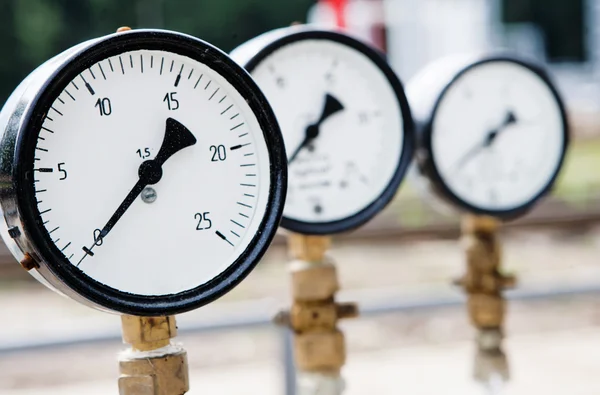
[454,110,517,170]
[78,118,196,264]
[288,93,344,163]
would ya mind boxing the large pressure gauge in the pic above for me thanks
[0,29,287,315]
[232,26,414,235]
[407,55,569,219]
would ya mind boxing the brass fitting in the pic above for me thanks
[279,234,359,374]
[119,316,189,395]
[455,215,516,331]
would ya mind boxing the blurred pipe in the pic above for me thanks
[2,283,600,355]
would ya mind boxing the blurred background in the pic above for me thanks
[2,0,600,394]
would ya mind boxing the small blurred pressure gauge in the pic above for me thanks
[407,55,569,219]
[0,29,287,315]
[232,26,414,235]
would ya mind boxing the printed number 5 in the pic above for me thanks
[195,212,212,230]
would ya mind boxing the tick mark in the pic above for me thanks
[129,54,134,68]
[230,219,245,228]
[45,115,53,122]
[245,173,256,177]
[231,230,240,237]
[205,80,211,90]
[119,56,125,74]
[169,60,174,73]
[65,90,75,101]
[188,69,194,79]
[230,123,244,131]
[37,168,53,173]
[49,226,59,234]
[230,113,240,120]
[239,212,249,219]
[240,183,256,187]
[42,220,49,225]
[221,104,233,115]
[41,126,54,133]
[71,81,79,90]
[174,74,181,87]
[160,57,164,75]
[244,193,255,197]
[151,56,154,68]
[68,253,74,260]
[219,95,227,103]
[88,67,96,79]
[209,88,220,101]
[85,83,95,95]
[140,54,144,73]
[237,202,252,208]
[82,246,94,256]
[244,152,254,157]
[238,133,248,138]
[40,208,52,215]
[98,63,107,80]
[36,189,47,193]
[230,143,250,151]
[36,147,48,152]
[108,59,114,72]
[194,74,203,89]
[216,231,234,246]
[57,97,65,105]
[240,163,255,167]
[61,242,72,252]
[50,107,63,116]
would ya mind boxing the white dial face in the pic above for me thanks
[250,38,403,224]
[431,61,565,211]
[32,49,271,296]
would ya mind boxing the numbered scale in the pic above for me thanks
[231,26,414,234]
[408,55,569,219]
[0,29,287,315]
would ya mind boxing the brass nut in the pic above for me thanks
[290,263,339,301]
[121,316,177,351]
[291,303,337,332]
[468,294,505,328]
[119,350,189,395]
[295,330,345,372]
[19,253,39,271]
[476,328,504,352]
[336,302,359,319]
[288,234,331,262]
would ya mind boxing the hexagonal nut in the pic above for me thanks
[295,330,345,372]
[291,263,339,301]
[468,294,505,328]
[119,350,189,395]
[121,316,177,350]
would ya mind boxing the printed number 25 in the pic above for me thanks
[195,212,212,230]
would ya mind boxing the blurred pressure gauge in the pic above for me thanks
[231,26,414,235]
[0,29,287,315]
[407,55,569,219]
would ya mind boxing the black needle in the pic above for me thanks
[288,93,344,163]
[78,118,196,264]
[455,110,517,170]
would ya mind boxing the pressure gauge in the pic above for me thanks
[231,26,414,235]
[408,55,569,219]
[0,29,287,315]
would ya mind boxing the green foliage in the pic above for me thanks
[0,0,313,103]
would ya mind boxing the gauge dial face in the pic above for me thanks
[29,47,273,296]
[430,61,566,212]
[245,33,411,233]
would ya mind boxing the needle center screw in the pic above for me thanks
[141,187,157,203]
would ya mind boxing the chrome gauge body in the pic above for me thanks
[408,55,568,219]
[232,26,414,234]
[0,29,287,315]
